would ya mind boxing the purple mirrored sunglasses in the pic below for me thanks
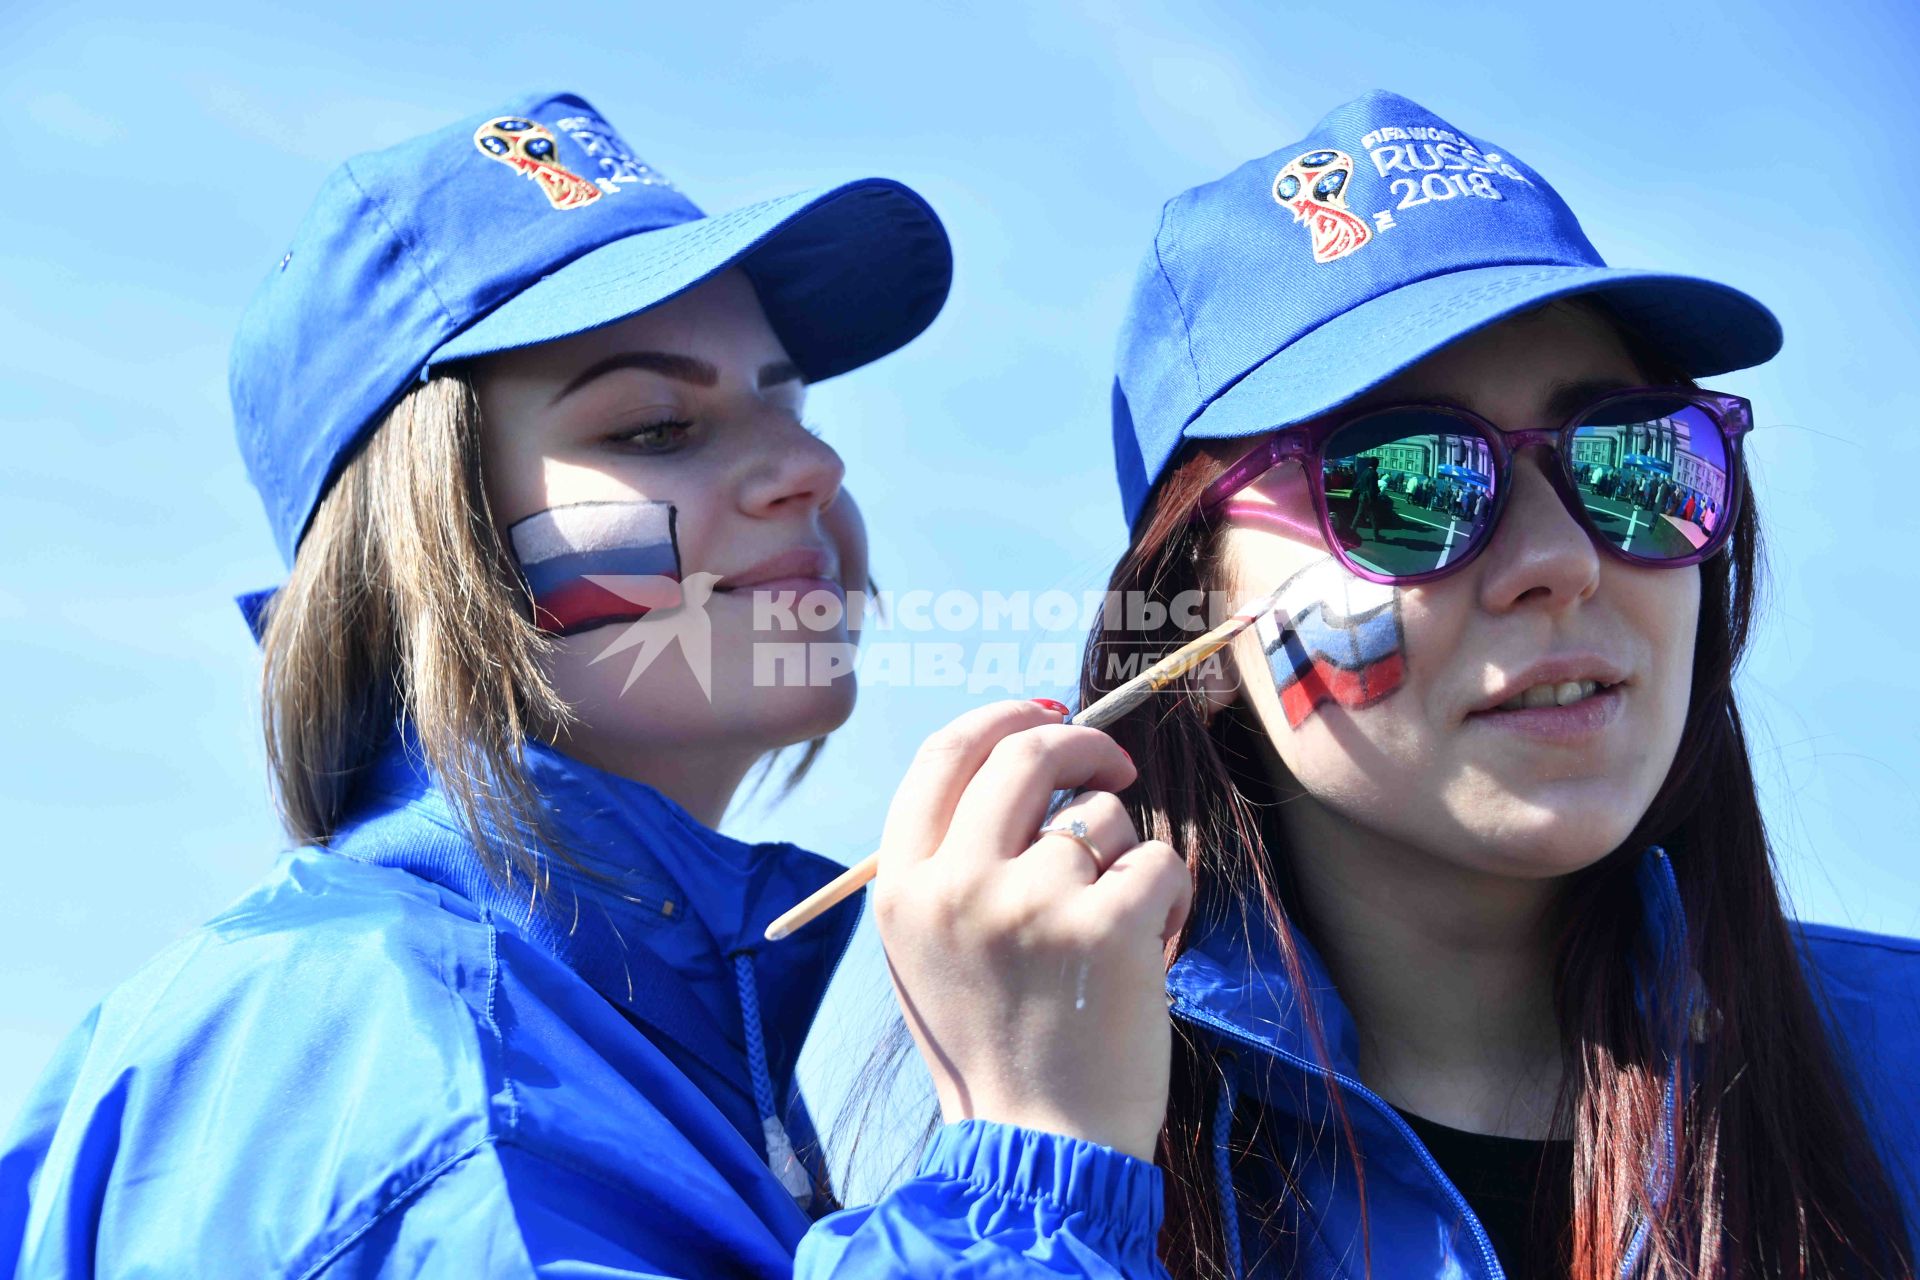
[1196,387,1752,586]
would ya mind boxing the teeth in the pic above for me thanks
[1496,680,1602,712]
[1554,680,1593,707]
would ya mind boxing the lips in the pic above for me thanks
[1493,679,1605,712]
[1468,656,1629,719]
[1468,683,1625,745]
[713,546,840,594]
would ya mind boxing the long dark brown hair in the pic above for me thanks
[1083,342,1913,1277]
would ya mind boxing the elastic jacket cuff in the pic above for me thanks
[918,1119,1165,1254]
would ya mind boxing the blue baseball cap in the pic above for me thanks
[232,90,952,568]
[1112,90,1782,528]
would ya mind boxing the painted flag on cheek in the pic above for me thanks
[1256,560,1406,728]
[507,501,683,636]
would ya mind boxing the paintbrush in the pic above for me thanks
[762,583,1288,942]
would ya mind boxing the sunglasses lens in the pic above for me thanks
[1569,395,1731,560]
[1322,411,1498,578]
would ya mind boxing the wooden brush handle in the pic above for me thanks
[763,594,1282,941]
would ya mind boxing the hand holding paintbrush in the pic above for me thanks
[763,584,1288,942]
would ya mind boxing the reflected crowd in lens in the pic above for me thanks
[1321,396,1731,577]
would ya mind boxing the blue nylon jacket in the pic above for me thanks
[0,734,1166,1278]
[1165,850,1920,1278]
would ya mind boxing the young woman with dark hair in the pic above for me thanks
[1070,91,1920,1278]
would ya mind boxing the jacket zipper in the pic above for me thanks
[1172,998,1507,1280]
[803,891,866,1215]
[1613,1070,1673,1279]
[816,891,865,1023]
[1176,846,1686,1279]
[1615,850,1686,1278]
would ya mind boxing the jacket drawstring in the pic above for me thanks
[732,951,812,1206]
[1213,1058,1245,1280]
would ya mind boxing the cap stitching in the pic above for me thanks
[1150,196,1205,405]
[1180,260,1580,432]
[1363,264,1592,348]
[279,160,458,560]
[340,158,457,333]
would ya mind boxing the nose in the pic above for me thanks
[1475,448,1600,614]
[736,411,846,518]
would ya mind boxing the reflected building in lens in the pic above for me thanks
[1570,414,1725,508]
[1669,434,1726,508]
[1439,433,1493,481]
[1365,433,1494,483]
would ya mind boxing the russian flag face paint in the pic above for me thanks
[1254,558,1406,728]
[507,500,683,636]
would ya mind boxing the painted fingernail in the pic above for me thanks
[1030,698,1071,717]
[1118,745,1133,765]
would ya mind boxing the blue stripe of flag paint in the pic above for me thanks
[1270,602,1399,676]
[520,542,681,599]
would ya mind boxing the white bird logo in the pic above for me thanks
[585,571,721,700]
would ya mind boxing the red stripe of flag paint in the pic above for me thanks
[506,501,682,636]
[1253,559,1407,729]
[1277,651,1406,727]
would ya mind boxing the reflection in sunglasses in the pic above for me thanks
[1320,426,1498,577]
[1567,406,1724,554]
[1321,452,1493,578]
[1225,479,1488,579]
[1205,393,1743,582]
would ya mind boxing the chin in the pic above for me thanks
[725,678,858,749]
[705,627,859,723]
[1446,794,1645,880]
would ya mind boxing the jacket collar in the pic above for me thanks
[1167,845,1691,1081]
[1168,847,1693,1278]
[325,725,864,1111]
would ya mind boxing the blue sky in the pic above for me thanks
[3,0,1917,1182]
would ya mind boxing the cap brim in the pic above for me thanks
[428,178,951,382]
[1184,264,1783,442]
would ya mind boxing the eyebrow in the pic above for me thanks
[1363,375,1639,423]
[757,360,802,389]
[1543,376,1640,421]
[551,353,803,404]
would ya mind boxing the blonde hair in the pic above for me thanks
[257,367,838,900]
[257,372,578,892]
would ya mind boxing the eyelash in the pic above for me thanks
[612,418,695,454]
[608,413,821,455]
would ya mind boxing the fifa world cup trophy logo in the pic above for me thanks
[474,117,603,211]
[1272,148,1372,264]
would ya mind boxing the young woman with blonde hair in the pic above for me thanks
[0,92,1190,1277]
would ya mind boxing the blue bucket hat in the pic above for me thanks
[1112,89,1782,528]
[232,89,951,575]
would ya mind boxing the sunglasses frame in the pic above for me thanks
[1196,387,1753,587]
